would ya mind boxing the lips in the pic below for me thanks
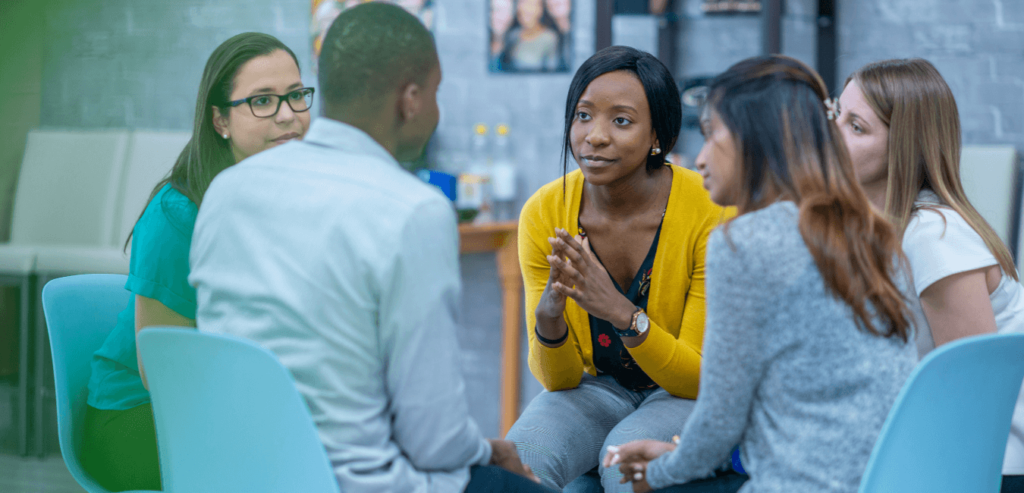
[272,132,301,143]
[580,155,616,167]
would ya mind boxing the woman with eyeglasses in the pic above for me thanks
[81,32,313,491]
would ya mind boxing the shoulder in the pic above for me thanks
[137,184,197,240]
[709,201,800,266]
[903,204,997,293]
[521,170,578,229]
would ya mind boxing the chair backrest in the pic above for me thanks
[113,130,191,247]
[41,274,132,493]
[11,130,130,246]
[137,328,340,493]
[960,145,1021,261]
[859,333,1024,493]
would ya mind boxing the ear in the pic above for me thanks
[212,106,230,139]
[397,82,423,124]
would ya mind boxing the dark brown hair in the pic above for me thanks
[124,32,299,251]
[708,55,911,341]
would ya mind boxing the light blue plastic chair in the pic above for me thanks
[859,332,1024,493]
[41,274,158,493]
[137,328,340,493]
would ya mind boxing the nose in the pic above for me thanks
[694,143,708,172]
[585,120,610,148]
[276,100,297,124]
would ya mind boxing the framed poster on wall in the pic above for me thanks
[311,0,435,73]
[489,0,572,73]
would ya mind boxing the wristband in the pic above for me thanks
[535,326,568,345]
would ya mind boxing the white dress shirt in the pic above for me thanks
[189,118,492,493]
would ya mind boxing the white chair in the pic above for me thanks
[0,129,130,456]
[30,129,190,456]
[34,130,191,276]
[959,146,1021,264]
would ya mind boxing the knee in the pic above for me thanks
[505,426,572,488]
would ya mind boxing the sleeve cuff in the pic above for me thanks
[126,274,196,319]
[645,454,676,490]
[478,438,493,466]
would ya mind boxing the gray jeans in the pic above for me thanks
[506,374,696,492]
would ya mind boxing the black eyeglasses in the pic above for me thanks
[223,87,315,118]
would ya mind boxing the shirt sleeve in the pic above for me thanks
[902,207,999,296]
[519,194,586,391]
[645,228,769,489]
[378,196,492,472]
[126,189,198,319]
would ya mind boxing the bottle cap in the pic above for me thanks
[497,124,509,136]
[474,123,488,135]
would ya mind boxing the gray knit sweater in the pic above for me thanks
[645,201,917,493]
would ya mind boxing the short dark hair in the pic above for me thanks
[318,2,438,111]
[561,46,682,177]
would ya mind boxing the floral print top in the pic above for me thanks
[579,218,663,392]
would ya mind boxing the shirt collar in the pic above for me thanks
[302,117,399,168]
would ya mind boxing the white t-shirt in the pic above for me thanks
[902,190,1024,475]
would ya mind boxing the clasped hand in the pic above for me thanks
[602,439,677,493]
[544,228,634,328]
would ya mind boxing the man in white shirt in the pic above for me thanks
[189,4,551,493]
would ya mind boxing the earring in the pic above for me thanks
[223,133,229,139]
[650,147,661,156]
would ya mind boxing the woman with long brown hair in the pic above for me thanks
[601,55,916,493]
[839,58,1024,491]
[82,32,313,491]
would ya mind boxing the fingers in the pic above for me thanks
[547,254,583,284]
[555,228,589,259]
[522,464,541,484]
[551,281,581,300]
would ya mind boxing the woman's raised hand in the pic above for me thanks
[549,229,636,330]
[534,229,574,343]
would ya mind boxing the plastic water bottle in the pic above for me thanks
[491,124,517,221]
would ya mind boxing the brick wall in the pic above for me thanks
[838,0,1024,148]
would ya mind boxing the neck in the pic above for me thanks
[327,101,400,159]
[585,165,669,219]
[863,181,887,212]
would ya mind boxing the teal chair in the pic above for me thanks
[137,328,340,493]
[859,332,1024,493]
[41,274,158,493]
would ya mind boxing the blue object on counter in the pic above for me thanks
[731,446,745,474]
[416,169,457,202]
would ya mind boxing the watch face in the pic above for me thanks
[637,312,650,333]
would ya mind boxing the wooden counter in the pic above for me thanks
[458,221,521,438]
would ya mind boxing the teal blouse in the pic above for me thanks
[86,184,198,410]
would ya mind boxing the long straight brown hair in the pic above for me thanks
[849,58,1018,281]
[123,32,299,251]
[709,55,911,340]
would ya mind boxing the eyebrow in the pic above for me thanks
[576,99,638,112]
[245,82,303,97]
[847,111,870,126]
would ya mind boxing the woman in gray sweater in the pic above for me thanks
[602,55,918,493]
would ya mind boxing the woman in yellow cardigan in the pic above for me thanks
[506,46,727,492]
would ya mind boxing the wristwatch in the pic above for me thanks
[615,306,649,338]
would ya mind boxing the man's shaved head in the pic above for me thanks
[318,2,438,113]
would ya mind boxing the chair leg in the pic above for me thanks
[17,275,32,457]
[34,274,49,457]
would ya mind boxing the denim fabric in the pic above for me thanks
[506,374,695,492]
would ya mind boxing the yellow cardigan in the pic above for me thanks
[518,165,727,398]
